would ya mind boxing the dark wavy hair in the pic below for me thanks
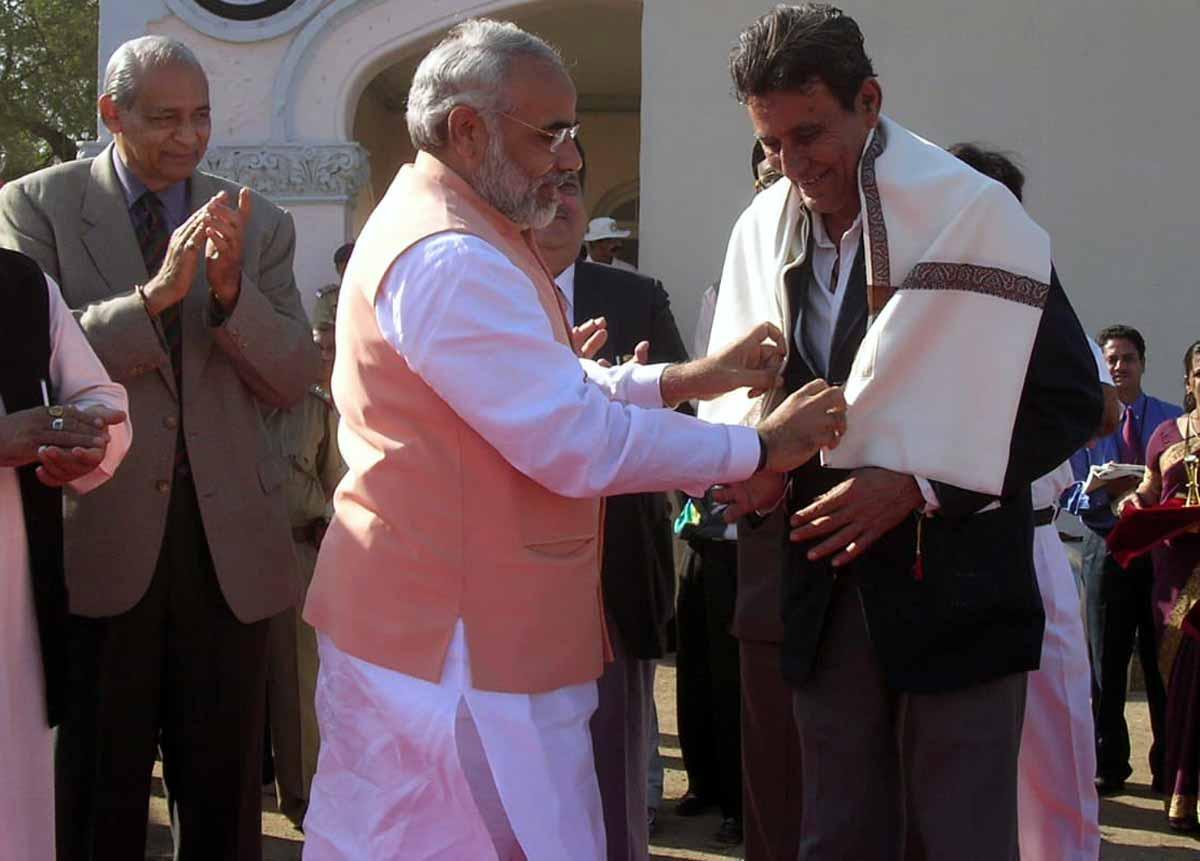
[1184,340,1200,412]
[947,143,1026,203]
[730,4,875,110]
[1097,325,1147,363]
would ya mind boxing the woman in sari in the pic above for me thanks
[1123,339,1200,831]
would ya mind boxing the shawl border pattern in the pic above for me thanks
[860,125,891,291]
[901,261,1051,309]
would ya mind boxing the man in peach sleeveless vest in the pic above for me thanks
[302,19,846,860]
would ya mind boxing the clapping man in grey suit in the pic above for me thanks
[0,36,319,860]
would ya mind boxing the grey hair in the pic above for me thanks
[406,19,564,151]
[103,35,205,109]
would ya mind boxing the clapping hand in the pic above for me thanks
[572,317,608,359]
[205,188,252,311]
[598,341,650,368]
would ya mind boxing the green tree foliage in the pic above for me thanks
[0,0,98,181]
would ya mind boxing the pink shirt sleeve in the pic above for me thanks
[46,275,132,494]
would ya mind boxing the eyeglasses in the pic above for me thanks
[492,111,581,152]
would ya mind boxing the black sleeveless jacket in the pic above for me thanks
[0,248,68,726]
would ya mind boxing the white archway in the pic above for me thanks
[273,0,585,142]
[254,0,641,307]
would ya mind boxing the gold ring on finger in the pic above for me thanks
[48,405,65,417]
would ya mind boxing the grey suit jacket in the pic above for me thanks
[0,145,321,623]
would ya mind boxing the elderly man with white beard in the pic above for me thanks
[301,18,850,861]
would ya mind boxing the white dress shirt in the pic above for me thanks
[374,232,760,499]
[800,211,862,377]
[556,261,577,321]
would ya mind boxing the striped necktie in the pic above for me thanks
[131,190,189,475]
[130,191,182,383]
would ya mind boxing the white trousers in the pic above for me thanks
[303,623,606,860]
[1017,526,1100,860]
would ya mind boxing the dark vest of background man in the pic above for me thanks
[0,37,319,860]
[0,250,69,728]
[574,258,690,861]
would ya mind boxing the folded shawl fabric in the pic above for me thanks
[699,116,1051,496]
[1106,499,1200,569]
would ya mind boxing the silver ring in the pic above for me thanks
[51,417,65,432]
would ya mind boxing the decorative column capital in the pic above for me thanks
[200,143,369,203]
[75,141,370,204]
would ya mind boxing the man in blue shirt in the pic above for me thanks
[1063,324,1181,796]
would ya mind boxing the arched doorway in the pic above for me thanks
[348,1,643,248]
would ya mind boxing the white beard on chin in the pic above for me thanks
[474,127,563,229]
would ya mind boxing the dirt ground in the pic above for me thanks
[143,660,1198,859]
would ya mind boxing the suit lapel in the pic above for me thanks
[571,262,617,364]
[828,237,868,383]
[81,146,180,397]
[80,146,150,297]
[783,230,819,380]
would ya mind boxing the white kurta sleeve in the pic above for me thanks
[579,358,669,408]
[374,233,759,499]
[45,276,132,494]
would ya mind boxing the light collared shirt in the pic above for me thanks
[110,146,189,231]
[373,232,760,499]
[799,210,863,378]
[1063,388,1182,532]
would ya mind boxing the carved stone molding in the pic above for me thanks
[75,141,369,204]
[200,143,369,203]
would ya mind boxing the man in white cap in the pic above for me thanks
[585,216,637,270]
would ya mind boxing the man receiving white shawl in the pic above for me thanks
[706,6,1102,859]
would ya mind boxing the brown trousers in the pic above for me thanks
[266,538,321,827]
[55,476,270,861]
[792,574,1026,861]
[739,640,803,861]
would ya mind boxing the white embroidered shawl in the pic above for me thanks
[698,116,1051,495]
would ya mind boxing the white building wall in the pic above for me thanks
[642,0,1200,398]
[96,0,1199,398]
